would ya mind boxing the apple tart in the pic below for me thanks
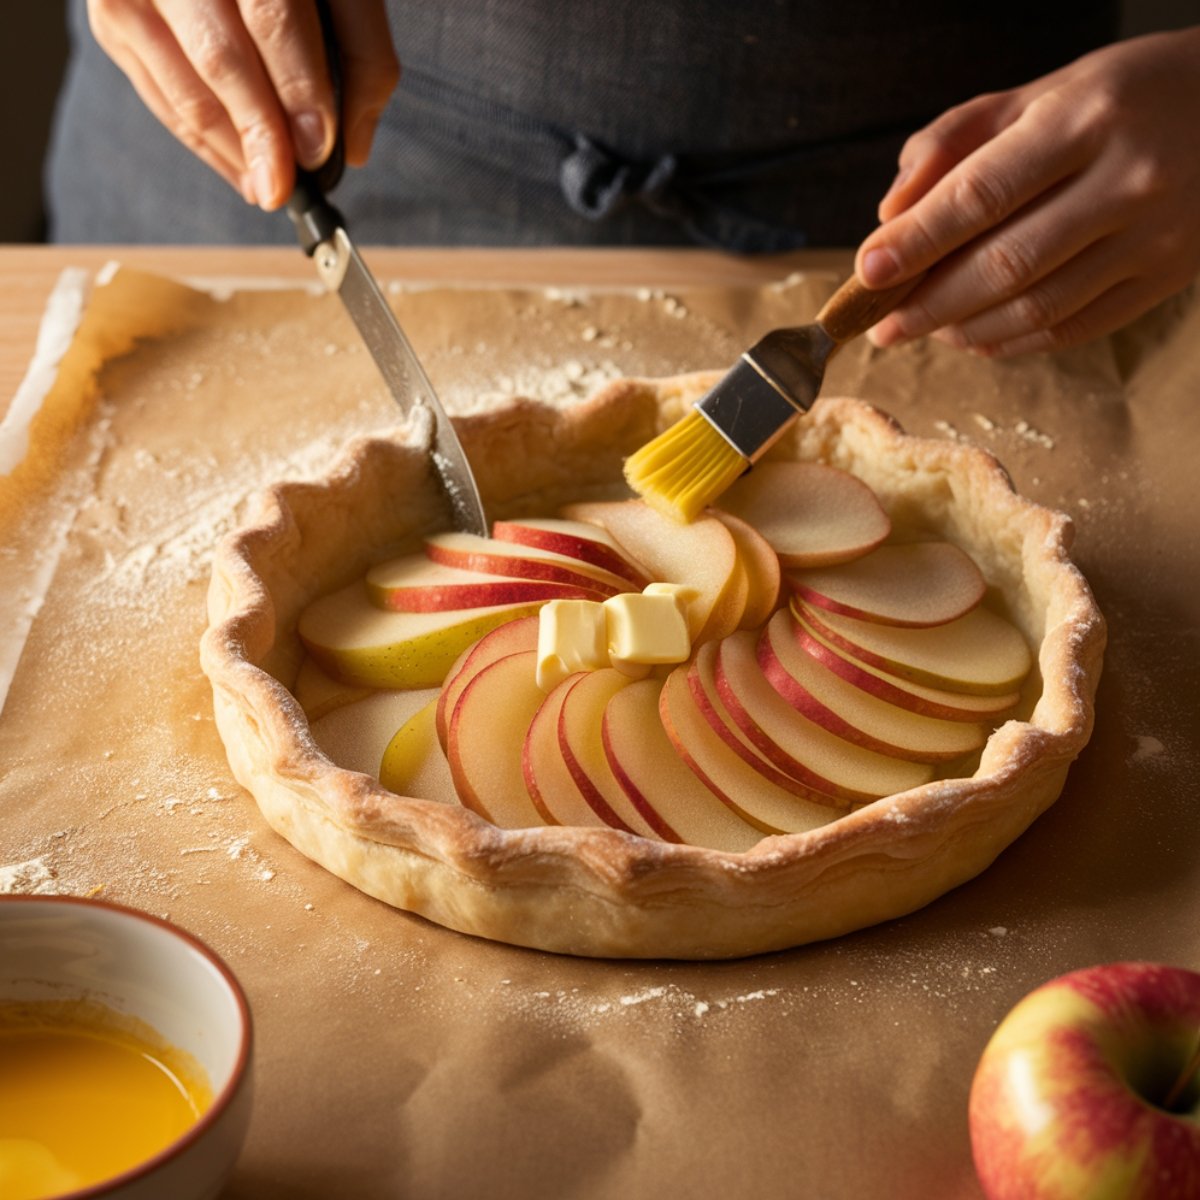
[200,374,1105,959]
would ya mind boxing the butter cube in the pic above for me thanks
[642,581,704,638]
[536,599,608,691]
[603,591,692,670]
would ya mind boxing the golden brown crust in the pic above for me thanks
[200,376,1105,959]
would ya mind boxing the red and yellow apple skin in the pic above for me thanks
[969,962,1200,1200]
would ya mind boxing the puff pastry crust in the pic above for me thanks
[200,375,1105,959]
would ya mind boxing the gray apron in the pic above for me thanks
[46,0,1118,248]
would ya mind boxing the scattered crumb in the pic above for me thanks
[1129,735,1165,763]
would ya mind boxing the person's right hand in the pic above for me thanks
[88,0,400,210]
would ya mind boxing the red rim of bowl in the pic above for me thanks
[0,893,254,1198]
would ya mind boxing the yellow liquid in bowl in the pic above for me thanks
[0,1001,212,1200]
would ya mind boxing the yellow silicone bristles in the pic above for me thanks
[623,408,749,524]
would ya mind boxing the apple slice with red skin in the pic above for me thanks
[969,961,1200,1200]
[787,541,986,627]
[493,517,652,588]
[758,609,987,763]
[561,500,743,641]
[790,606,1021,722]
[716,460,891,568]
[793,597,1032,697]
[714,630,934,802]
[556,667,660,838]
[366,554,611,612]
[660,663,841,834]
[602,679,764,852]
[445,649,546,828]
[435,615,539,749]
[712,508,782,631]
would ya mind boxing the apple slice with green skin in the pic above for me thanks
[716,460,891,568]
[555,667,661,839]
[379,697,457,800]
[791,606,1022,721]
[435,614,539,749]
[493,517,652,588]
[758,610,987,762]
[310,687,441,782]
[787,541,986,627]
[424,532,632,596]
[445,650,546,828]
[292,655,373,721]
[660,662,841,834]
[712,509,782,630]
[366,554,610,612]
[715,630,934,802]
[561,500,743,641]
[602,679,764,852]
[792,597,1032,696]
[299,580,542,689]
[522,675,610,829]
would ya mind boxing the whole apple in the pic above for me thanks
[969,962,1200,1200]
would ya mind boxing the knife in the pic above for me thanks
[285,4,488,537]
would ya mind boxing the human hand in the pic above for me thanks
[856,28,1200,357]
[88,0,400,210]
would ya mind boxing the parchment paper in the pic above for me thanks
[1,261,1197,1199]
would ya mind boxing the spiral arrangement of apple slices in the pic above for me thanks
[296,461,1034,852]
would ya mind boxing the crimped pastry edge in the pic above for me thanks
[200,374,1105,959]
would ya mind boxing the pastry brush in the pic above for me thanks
[624,272,925,522]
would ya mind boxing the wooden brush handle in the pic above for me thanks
[815,271,927,345]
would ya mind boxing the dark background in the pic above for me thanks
[2,3,1197,243]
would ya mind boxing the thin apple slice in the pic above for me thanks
[660,664,841,834]
[787,541,986,627]
[379,697,457,800]
[717,460,891,568]
[293,655,373,721]
[758,610,987,762]
[522,675,611,829]
[790,606,1022,721]
[712,509,782,630]
[792,597,1032,696]
[556,668,661,839]
[493,517,652,588]
[561,500,743,641]
[445,650,546,828]
[424,532,632,596]
[299,581,542,689]
[715,631,934,802]
[366,554,609,612]
[603,679,764,852]
[310,687,440,782]
[435,615,540,749]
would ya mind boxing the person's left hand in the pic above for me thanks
[856,28,1200,357]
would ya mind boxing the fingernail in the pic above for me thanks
[238,173,256,205]
[882,165,912,202]
[861,247,900,287]
[291,110,327,168]
[251,158,277,210]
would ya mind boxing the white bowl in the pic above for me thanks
[0,895,253,1200]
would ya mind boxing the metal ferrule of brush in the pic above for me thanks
[695,325,836,462]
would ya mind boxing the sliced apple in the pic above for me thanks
[792,597,1032,696]
[366,554,608,612]
[602,679,764,852]
[445,650,545,828]
[717,460,891,568]
[292,654,373,721]
[379,697,456,800]
[787,541,986,628]
[424,532,632,596]
[712,508,782,630]
[555,667,660,839]
[299,580,541,689]
[310,687,441,782]
[660,663,841,835]
[758,610,987,762]
[493,517,652,588]
[790,606,1022,721]
[435,615,540,749]
[561,500,743,641]
[714,631,934,802]
[522,675,610,829]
